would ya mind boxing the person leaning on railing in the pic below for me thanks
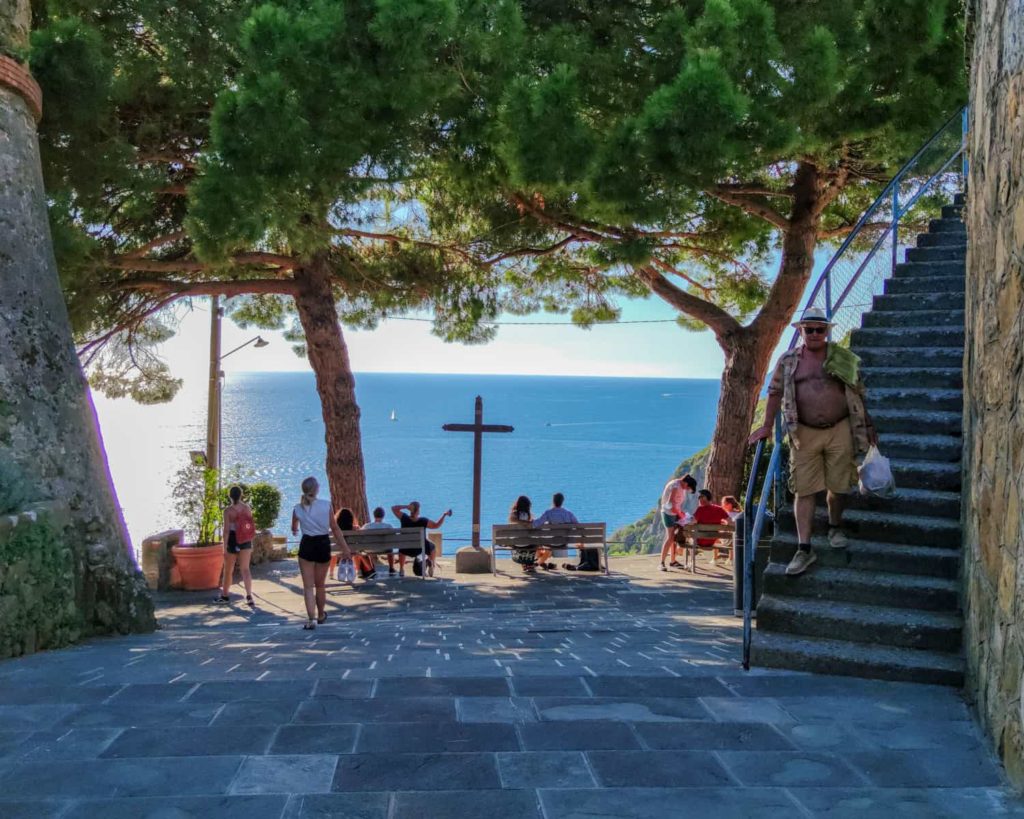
[748,307,877,576]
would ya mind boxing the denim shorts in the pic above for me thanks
[661,512,680,528]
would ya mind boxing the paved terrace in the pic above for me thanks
[0,555,1020,818]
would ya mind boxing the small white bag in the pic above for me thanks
[858,445,896,497]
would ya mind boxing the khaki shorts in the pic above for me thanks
[790,418,857,496]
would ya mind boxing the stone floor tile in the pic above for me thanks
[293,697,454,724]
[101,726,275,758]
[0,731,29,758]
[357,721,519,753]
[231,755,339,795]
[456,697,538,723]
[374,677,511,697]
[508,677,590,697]
[56,702,221,729]
[850,719,986,750]
[282,792,389,818]
[392,789,542,819]
[776,694,972,724]
[0,685,120,706]
[635,720,794,751]
[0,756,244,799]
[793,787,1024,818]
[717,750,866,787]
[773,720,875,752]
[103,683,195,704]
[269,725,359,755]
[534,697,707,722]
[539,786,798,818]
[496,751,595,788]
[190,681,316,702]
[846,748,1004,788]
[587,675,731,699]
[586,750,732,787]
[312,679,375,699]
[63,794,288,819]
[16,728,122,760]
[518,721,641,751]
[212,700,301,726]
[699,696,792,724]
[0,801,68,818]
[333,752,501,791]
[0,704,79,731]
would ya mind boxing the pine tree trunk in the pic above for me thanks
[293,255,370,522]
[0,9,155,642]
[704,162,823,497]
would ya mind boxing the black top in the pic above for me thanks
[400,513,430,530]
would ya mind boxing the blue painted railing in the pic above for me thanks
[741,107,968,670]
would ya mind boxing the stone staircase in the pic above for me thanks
[751,194,967,686]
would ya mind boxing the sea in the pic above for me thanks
[95,372,720,552]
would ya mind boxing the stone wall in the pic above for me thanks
[963,0,1024,788]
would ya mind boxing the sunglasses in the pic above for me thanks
[802,326,828,335]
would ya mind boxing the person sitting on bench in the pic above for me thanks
[391,501,450,578]
[534,492,578,571]
[509,495,546,572]
[692,490,732,565]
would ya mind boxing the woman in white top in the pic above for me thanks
[291,477,351,630]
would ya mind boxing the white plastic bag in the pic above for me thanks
[858,445,896,497]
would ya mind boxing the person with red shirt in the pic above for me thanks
[693,489,732,564]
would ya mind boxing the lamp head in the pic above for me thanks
[254,336,269,348]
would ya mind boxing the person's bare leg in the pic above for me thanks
[239,549,253,599]
[387,552,395,572]
[660,530,673,566]
[328,554,338,580]
[314,563,329,620]
[298,558,317,623]
[826,491,845,527]
[794,493,817,545]
[221,552,237,598]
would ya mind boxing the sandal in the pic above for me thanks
[303,621,316,631]
[669,560,684,568]
[245,595,255,608]
[215,595,231,604]
[562,563,578,571]
[316,614,327,625]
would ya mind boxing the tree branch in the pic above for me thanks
[117,278,299,298]
[123,231,189,258]
[707,187,790,231]
[715,182,793,198]
[636,265,741,339]
[109,252,297,273]
[817,220,890,239]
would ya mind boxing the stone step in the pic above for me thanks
[871,291,965,313]
[868,387,962,413]
[761,563,960,612]
[862,309,965,328]
[918,231,967,248]
[885,275,965,295]
[771,533,960,579]
[778,486,961,522]
[851,325,965,349]
[756,595,963,652]
[905,244,966,263]
[858,347,964,369]
[940,204,963,219]
[875,432,963,462]
[861,366,963,390]
[928,217,966,234]
[871,406,963,435]
[750,630,964,686]
[887,459,962,492]
[777,507,963,549]
[892,259,965,279]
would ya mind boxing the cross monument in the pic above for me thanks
[442,396,514,549]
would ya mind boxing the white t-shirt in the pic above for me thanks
[293,498,332,536]
[362,521,393,530]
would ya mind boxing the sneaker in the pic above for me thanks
[785,549,817,576]
[828,527,848,550]
[659,564,668,572]
[399,567,405,578]
[367,570,377,580]
[388,568,396,577]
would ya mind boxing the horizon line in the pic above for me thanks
[229,369,721,382]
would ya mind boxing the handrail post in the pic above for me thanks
[961,107,969,183]
[890,184,899,277]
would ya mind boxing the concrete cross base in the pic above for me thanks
[455,545,492,573]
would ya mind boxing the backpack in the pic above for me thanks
[412,554,424,577]
[235,507,257,543]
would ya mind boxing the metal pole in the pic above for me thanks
[890,186,899,277]
[205,296,222,472]
[961,107,969,183]
[472,395,483,549]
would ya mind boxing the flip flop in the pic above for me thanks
[316,614,327,625]
[303,621,316,631]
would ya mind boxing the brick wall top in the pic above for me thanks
[0,55,41,122]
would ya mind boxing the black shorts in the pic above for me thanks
[399,542,435,558]
[226,531,253,554]
[298,534,332,563]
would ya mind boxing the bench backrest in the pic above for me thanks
[678,523,736,543]
[492,522,606,548]
[332,527,426,553]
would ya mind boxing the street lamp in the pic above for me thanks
[204,295,269,473]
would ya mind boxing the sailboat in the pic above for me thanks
[389,409,397,422]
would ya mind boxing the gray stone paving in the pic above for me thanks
[0,555,1020,817]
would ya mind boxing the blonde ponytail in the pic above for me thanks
[299,476,319,509]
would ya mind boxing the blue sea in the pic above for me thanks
[98,373,720,548]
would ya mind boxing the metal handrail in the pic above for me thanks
[741,106,968,668]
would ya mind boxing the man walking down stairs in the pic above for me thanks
[751,194,968,686]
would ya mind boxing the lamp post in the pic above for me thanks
[204,295,269,473]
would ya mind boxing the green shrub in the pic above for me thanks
[247,483,281,531]
[171,461,220,544]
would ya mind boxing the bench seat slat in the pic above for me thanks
[331,528,426,553]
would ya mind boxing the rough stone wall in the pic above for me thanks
[963,0,1024,789]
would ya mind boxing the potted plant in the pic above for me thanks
[170,461,224,590]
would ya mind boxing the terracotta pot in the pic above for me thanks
[171,544,224,590]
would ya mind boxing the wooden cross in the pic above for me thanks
[443,396,514,549]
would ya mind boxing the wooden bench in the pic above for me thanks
[675,522,736,573]
[491,523,609,576]
[331,527,428,578]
